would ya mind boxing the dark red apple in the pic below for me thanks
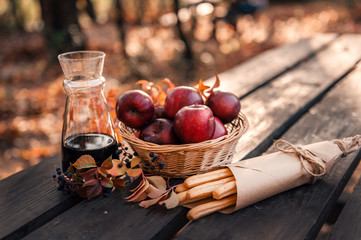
[206,91,240,124]
[212,117,227,139]
[116,90,154,129]
[153,105,167,119]
[164,86,204,119]
[174,104,215,143]
[140,118,179,145]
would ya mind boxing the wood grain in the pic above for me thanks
[203,33,337,98]
[330,175,361,240]
[176,41,361,240]
[232,33,361,161]
[0,155,82,240]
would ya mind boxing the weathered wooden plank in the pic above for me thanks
[176,56,361,240]
[232,33,361,161]
[330,170,361,236]
[0,154,82,240]
[204,33,337,97]
[22,185,188,240]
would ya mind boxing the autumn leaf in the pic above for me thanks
[72,155,97,170]
[137,80,153,91]
[107,160,127,176]
[80,168,98,186]
[107,89,118,99]
[130,156,141,168]
[146,184,167,198]
[159,190,179,209]
[206,73,221,95]
[113,177,126,190]
[147,176,167,191]
[138,193,168,208]
[126,178,150,202]
[100,177,113,188]
[127,168,143,178]
[77,183,103,200]
[101,156,113,170]
[196,79,210,98]
[162,78,176,93]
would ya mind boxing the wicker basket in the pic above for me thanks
[118,112,249,178]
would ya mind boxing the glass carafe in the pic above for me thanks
[58,51,118,171]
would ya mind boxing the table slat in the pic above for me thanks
[176,47,361,240]
[0,155,82,240]
[232,33,361,161]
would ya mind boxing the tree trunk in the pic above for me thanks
[40,0,86,57]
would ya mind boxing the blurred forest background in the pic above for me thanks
[1,0,361,180]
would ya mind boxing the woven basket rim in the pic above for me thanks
[118,112,249,152]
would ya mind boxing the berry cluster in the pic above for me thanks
[115,142,139,169]
[53,167,77,196]
[143,152,165,171]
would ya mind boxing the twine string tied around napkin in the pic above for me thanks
[274,139,327,180]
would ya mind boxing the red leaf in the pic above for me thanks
[113,178,126,190]
[76,182,103,200]
[80,168,98,182]
[100,177,113,188]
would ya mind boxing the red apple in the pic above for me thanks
[164,86,204,119]
[140,118,179,145]
[116,90,154,129]
[153,105,167,119]
[206,91,240,123]
[174,104,215,143]
[212,117,227,139]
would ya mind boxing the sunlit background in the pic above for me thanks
[1,0,361,180]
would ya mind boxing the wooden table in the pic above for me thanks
[1,33,361,240]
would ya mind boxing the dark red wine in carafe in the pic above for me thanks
[61,133,117,171]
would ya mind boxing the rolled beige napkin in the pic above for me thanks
[180,135,361,219]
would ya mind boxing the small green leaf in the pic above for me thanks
[72,155,97,169]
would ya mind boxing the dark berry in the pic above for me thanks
[52,174,57,179]
[58,176,64,181]
[125,158,130,164]
[149,152,154,157]
[125,147,129,150]
[150,165,155,170]
[133,152,138,156]
[145,162,150,166]
[117,142,122,147]
[116,149,123,155]
[56,167,61,171]
[126,163,131,168]
[118,163,123,168]
[128,155,133,159]
[159,161,164,169]
[67,173,72,179]
[57,170,62,175]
